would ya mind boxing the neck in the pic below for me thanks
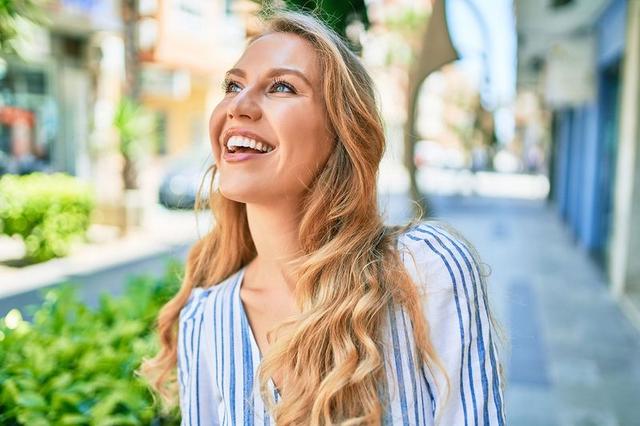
[244,200,302,291]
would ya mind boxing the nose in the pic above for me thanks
[227,89,262,121]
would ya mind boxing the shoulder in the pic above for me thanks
[178,269,242,323]
[397,222,506,424]
[396,220,486,296]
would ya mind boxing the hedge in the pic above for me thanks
[0,173,94,263]
[0,261,183,425]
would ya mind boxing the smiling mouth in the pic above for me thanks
[225,135,275,154]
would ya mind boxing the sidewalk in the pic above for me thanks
[0,206,209,316]
[422,195,640,426]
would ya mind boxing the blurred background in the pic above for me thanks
[0,0,639,424]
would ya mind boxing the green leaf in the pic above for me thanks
[16,391,46,409]
[0,173,94,263]
[60,413,90,425]
[0,261,184,424]
[94,414,140,426]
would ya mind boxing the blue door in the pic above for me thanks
[592,62,620,264]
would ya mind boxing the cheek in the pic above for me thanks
[275,109,333,179]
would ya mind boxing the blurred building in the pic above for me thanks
[0,0,247,179]
[0,0,122,177]
[137,0,247,155]
[517,0,640,321]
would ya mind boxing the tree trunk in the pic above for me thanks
[121,0,141,203]
[122,155,139,190]
[122,0,140,101]
[404,77,429,218]
[403,0,459,218]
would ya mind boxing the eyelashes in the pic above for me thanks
[270,78,296,94]
[221,77,297,94]
[221,77,239,93]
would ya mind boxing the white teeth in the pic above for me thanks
[226,135,273,153]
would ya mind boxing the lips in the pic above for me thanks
[220,128,276,163]
[222,148,274,162]
[221,128,276,153]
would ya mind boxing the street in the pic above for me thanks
[409,195,640,426]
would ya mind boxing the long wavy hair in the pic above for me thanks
[139,10,499,425]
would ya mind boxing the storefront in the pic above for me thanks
[549,0,626,265]
[0,57,57,175]
[0,0,121,178]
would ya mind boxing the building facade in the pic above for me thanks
[137,0,247,156]
[517,0,640,323]
[0,0,122,178]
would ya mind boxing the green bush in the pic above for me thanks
[0,261,184,425]
[0,172,95,262]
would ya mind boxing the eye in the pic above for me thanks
[270,78,296,94]
[223,78,242,94]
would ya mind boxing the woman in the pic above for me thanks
[141,10,507,426]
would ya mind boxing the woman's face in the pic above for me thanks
[209,32,334,205]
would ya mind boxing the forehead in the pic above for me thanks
[235,32,321,81]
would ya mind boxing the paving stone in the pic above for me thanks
[506,385,559,426]
[419,195,640,424]
[559,409,619,426]
[508,280,551,386]
[549,358,601,387]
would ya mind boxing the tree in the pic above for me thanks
[113,97,155,190]
[119,0,152,192]
[0,0,42,55]
[255,0,368,43]
[121,0,141,100]
[403,0,458,215]
[282,0,368,39]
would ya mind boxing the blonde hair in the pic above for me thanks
[140,10,455,425]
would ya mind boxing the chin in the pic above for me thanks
[219,185,268,204]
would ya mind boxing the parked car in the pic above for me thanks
[0,152,51,176]
[158,144,214,209]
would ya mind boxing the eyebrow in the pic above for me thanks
[225,67,313,87]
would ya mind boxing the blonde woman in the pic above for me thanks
[141,10,507,426]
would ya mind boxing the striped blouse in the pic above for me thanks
[177,222,507,425]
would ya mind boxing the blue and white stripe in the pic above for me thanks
[177,221,507,425]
